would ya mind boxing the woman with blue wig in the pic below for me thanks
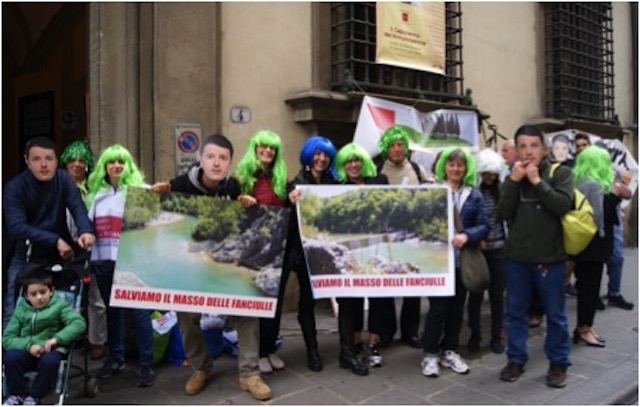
[276,136,337,372]
[421,147,488,379]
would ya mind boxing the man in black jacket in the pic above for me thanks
[3,137,95,329]
[152,134,270,401]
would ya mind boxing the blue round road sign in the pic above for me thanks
[177,131,200,153]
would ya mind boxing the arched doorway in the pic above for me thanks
[2,3,89,185]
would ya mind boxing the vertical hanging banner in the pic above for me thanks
[376,2,445,74]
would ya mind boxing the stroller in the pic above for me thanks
[2,241,99,404]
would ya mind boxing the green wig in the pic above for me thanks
[86,144,145,207]
[235,130,288,200]
[573,145,614,193]
[335,143,377,182]
[378,125,410,159]
[59,139,94,175]
[434,147,477,186]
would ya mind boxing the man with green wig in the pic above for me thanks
[377,125,429,349]
[59,139,107,360]
[59,139,94,197]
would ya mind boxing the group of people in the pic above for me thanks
[1,121,634,404]
[497,126,633,388]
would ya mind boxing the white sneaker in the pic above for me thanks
[268,353,285,370]
[3,395,24,406]
[421,355,440,377]
[368,345,383,368]
[259,357,273,374]
[440,350,469,374]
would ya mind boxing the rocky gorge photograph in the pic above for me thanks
[112,187,290,316]
[297,185,451,281]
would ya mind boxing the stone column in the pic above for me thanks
[89,3,145,165]
[89,3,221,182]
[153,3,221,182]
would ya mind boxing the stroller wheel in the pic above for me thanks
[84,377,99,398]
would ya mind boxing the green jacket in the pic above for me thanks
[2,291,86,352]
[497,160,574,264]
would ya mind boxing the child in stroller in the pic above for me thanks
[3,266,86,405]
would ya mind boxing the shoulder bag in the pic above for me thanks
[454,208,490,293]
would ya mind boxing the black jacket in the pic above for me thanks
[344,174,389,186]
[575,193,621,263]
[170,165,241,200]
[284,169,337,271]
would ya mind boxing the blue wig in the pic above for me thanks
[299,136,337,178]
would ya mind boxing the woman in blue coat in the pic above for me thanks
[421,147,489,379]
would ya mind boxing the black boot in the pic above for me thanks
[467,333,481,353]
[337,302,368,376]
[298,314,323,372]
[339,347,369,376]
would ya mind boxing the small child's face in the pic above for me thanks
[25,283,53,310]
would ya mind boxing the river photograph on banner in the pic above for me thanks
[110,186,289,317]
[296,185,455,298]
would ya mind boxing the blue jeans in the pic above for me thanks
[3,254,26,330]
[504,260,571,367]
[4,349,63,399]
[93,263,154,368]
[606,225,624,297]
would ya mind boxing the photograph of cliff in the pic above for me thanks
[111,186,289,317]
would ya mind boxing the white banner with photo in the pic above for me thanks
[296,184,455,299]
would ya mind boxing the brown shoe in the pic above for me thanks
[528,315,542,328]
[546,364,567,388]
[499,362,524,382]
[238,375,271,400]
[185,369,214,395]
[90,344,106,360]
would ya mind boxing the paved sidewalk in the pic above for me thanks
[64,249,638,405]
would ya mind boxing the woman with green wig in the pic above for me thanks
[235,130,289,375]
[236,130,288,209]
[571,145,623,348]
[86,144,156,388]
[334,142,390,376]
[421,147,488,379]
[335,142,383,184]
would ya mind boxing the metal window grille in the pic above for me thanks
[331,2,464,103]
[545,3,616,123]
